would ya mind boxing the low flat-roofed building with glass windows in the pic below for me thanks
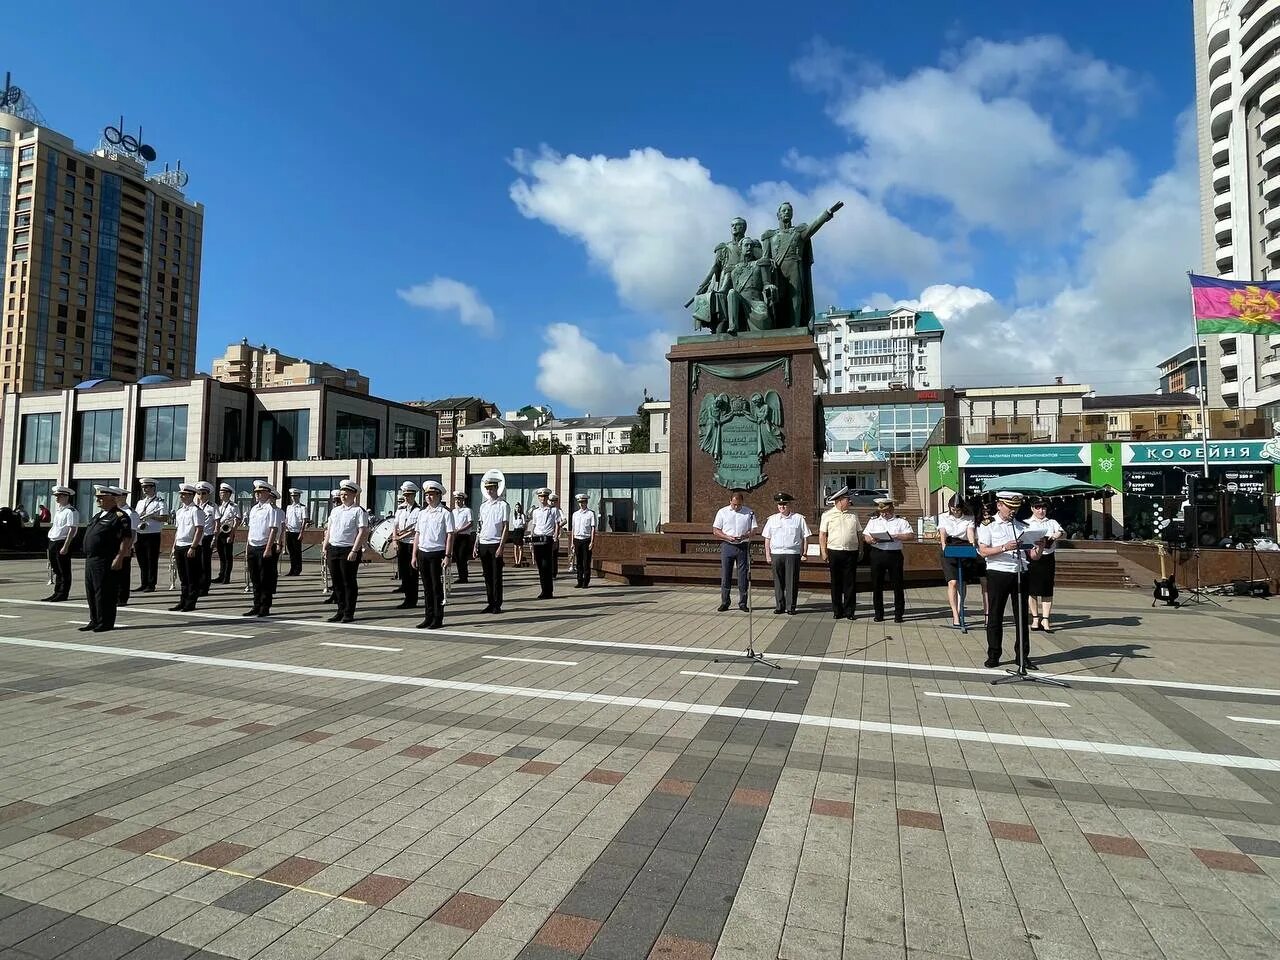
[0,374,437,523]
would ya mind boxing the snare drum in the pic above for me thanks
[368,518,398,559]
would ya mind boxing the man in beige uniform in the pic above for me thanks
[819,486,863,620]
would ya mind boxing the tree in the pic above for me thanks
[529,437,570,455]
[482,434,532,456]
[627,399,651,453]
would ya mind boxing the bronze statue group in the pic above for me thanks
[715,487,1064,669]
[38,476,601,633]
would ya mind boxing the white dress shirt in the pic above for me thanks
[173,504,202,546]
[865,515,912,552]
[511,511,526,531]
[713,505,757,540]
[198,500,217,536]
[246,502,284,547]
[135,495,166,534]
[216,501,241,530]
[414,505,456,552]
[452,506,473,534]
[394,504,421,540]
[528,506,562,537]
[49,506,79,541]
[978,516,1029,573]
[121,505,140,533]
[285,503,307,533]
[761,512,811,554]
[327,503,369,548]
[937,513,975,544]
[477,498,509,544]
[571,509,597,539]
[1026,517,1064,555]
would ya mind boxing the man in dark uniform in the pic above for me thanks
[81,484,133,633]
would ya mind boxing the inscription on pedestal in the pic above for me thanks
[698,391,784,491]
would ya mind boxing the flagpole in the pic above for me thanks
[1187,272,1211,479]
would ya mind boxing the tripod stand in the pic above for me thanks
[1180,548,1221,606]
[715,539,780,670]
[992,541,1068,690]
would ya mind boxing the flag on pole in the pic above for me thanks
[1190,273,1280,334]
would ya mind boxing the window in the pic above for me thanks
[20,412,60,464]
[372,474,443,517]
[465,472,547,516]
[258,408,310,460]
[139,404,188,460]
[76,478,116,521]
[221,407,245,460]
[392,423,429,457]
[17,480,57,525]
[569,471,662,532]
[76,409,124,462]
[334,411,379,458]
[283,474,346,525]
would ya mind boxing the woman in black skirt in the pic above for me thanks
[937,494,986,627]
[1025,497,1064,631]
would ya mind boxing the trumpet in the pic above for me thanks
[168,550,178,591]
[219,519,236,535]
[243,542,252,594]
[321,554,331,595]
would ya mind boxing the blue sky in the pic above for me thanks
[8,1,1198,413]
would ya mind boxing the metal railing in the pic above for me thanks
[936,410,1272,446]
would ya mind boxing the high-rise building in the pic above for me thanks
[210,339,370,394]
[1,76,203,394]
[1192,1,1280,417]
[1157,344,1208,396]
[813,305,944,395]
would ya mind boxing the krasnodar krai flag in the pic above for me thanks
[1190,273,1280,334]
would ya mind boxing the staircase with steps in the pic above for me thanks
[1051,548,1140,589]
[888,453,926,528]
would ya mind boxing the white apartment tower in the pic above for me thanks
[1194,0,1280,417]
[812,306,944,395]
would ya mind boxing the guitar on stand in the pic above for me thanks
[1152,542,1180,607]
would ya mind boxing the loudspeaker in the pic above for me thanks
[1231,579,1271,598]
[1187,479,1222,547]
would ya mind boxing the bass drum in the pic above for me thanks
[368,518,398,559]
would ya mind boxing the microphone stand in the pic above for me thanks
[992,535,1067,689]
[715,538,780,670]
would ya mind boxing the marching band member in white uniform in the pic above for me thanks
[44,485,79,602]
[115,494,140,606]
[285,489,307,576]
[863,497,913,623]
[170,483,204,612]
[394,482,422,609]
[528,488,563,599]
[133,479,167,592]
[451,493,474,584]
[214,482,241,584]
[195,481,217,595]
[475,477,509,614]
[324,479,369,623]
[571,493,598,589]
[412,480,455,630]
[244,480,284,617]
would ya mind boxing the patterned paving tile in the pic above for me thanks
[186,842,253,869]
[988,820,1041,844]
[51,816,119,840]
[113,827,182,854]
[185,716,229,728]
[1085,833,1149,859]
[649,933,716,960]
[456,752,498,767]
[518,761,561,776]
[343,873,413,907]
[896,808,943,831]
[290,730,333,744]
[810,798,854,819]
[655,778,695,798]
[342,737,387,751]
[0,802,44,823]
[102,705,145,716]
[398,744,440,759]
[1192,847,1264,874]
[260,856,329,886]
[143,711,183,721]
[581,768,625,786]
[533,913,602,954]
[233,722,275,734]
[431,892,503,932]
[729,787,772,809]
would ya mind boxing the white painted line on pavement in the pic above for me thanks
[681,670,797,686]
[926,691,1069,708]
[1228,716,1280,726]
[0,614,21,619]
[320,641,404,653]
[184,630,255,640]
[0,634,1276,773]
[483,655,579,666]
[6,597,1277,700]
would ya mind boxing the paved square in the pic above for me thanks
[0,556,1278,959]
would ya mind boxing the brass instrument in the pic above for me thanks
[219,519,236,535]
[321,548,331,595]
[243,540,252,594]
[168,549,178,591]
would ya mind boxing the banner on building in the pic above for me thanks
[824,408,886,462]
[959,444,1089,468]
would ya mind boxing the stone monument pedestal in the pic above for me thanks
[666,331,824,530]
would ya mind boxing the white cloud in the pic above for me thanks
[534,323,669,414]
[396,277,497,337]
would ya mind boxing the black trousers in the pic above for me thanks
[85,556,119,629]
[247,544,280,612]
[396,542,418,606]
[135,533,160,589]
[175,545,200,609]
[200,539,214,593]
[418,550,446,625]
[453,535,473,583]
[986,569,1030,662]
[720,543,749,606]
[574,539,593,587]
[478,541,504,608]
[286,532,303,576]
[48,540,72,599]
[116,555,133,604]
[327,545,361,617]
[531,538,556,597]
[827,548,858,616]
[770,555,800,612]
[216,532,235,583]
[869,548,905,620]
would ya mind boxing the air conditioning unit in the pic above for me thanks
[855,384,870,392]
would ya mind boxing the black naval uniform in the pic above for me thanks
[82,506,133,632]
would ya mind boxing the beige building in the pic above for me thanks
[408,396,499,452]
[1,86,204,393]
[211,339,369,394]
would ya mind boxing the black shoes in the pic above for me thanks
[788,608,797,615]
[327,613,343,623]
[92,625,113,633]
[40,594,57,603]
[773,608,784,615]
[1024,659,1041,671]
[416,619,431,629]
[718,603,730,612]
[324,594,337,604]
[833,611,843,620]
[242,609,259,617]
[894,616,904,623]
[846,612,857,621]
[482,604,494,614]
[395,601,416,609]
[984,656,1000,668]
[169,603,185,611]
[873,616,885,622]
[739,604,750,612]
[341,615,354,623]
[77,624,96,632]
